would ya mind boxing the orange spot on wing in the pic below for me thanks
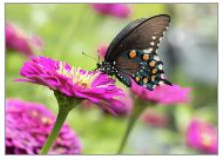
[129,50,137,58]
[142,54,150,61]
[149,61,156,67]
[151,75,156,81]
[152,68,158,74]
[135,76,140,82]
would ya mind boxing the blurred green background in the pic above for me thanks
[5,4,217,154]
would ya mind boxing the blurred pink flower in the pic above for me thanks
[6,98,82,154]
[6,22,44,57]
[186,119,217,154]
[131,81,191,105]
[81,89,133,116]
[117,90,133,116]
[16,56,126,115]
[141,109,168,127]
[105,90,133,116]
[91,4,131,18]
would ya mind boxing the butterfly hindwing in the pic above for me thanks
[115,68,132,87]
[116,49,171,90]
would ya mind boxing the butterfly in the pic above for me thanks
[97,14,172,91]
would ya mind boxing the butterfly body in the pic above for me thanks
[97,14,172,91]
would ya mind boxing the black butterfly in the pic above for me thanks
[97,14,172,91]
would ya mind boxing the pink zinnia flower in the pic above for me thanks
[17,56,125,115]
[105,90,133,116]
[141,109,168,127]
[131,81,191,105]
[91,4,131,18]
[186,119,217,154]
[81,89,133,116]
[6,99,82,154]
[5,22,44,57]
[117,90,133,116]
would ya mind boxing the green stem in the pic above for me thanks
[40,91,82,154]
[166,106,177,131]
[40,107,70,154]
[117,102,147,154]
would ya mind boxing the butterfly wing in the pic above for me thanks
[104,18,146,61]
[115,49,171,90]
[114,55,141,87]
[105,14,170,62]
[105,14,171,90]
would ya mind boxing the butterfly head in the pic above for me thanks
[97,61,116,76]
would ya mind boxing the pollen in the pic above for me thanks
[74,69,100,89]
[142,54,150,61]
[57,62,99,89]
[129,50,137,58]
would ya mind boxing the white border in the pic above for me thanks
[0,0,5,158]
[0,0,221,3]
[1,1,222,160]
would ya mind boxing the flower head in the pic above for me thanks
[117,90,133,116]
[131,81,191,105]
[81,88,133,116]
[6,99,82,154]
[6,22,44,57]
[141,109,168,127]
[91,4,131,18]
[186,119,217,154]
[17,56,125,115]
[81,89,133,116]
[104,89,133,116]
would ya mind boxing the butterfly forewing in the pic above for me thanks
[105,14,170,62]
[105,18,146,61]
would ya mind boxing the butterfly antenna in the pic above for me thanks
[97,55,101,63]
[82,52,97,61]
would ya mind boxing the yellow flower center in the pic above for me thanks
[41,116,53,125]
[30,110,53,124]
[200,132,213,147]
[57,62,99,89]
[14,25,27,39]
